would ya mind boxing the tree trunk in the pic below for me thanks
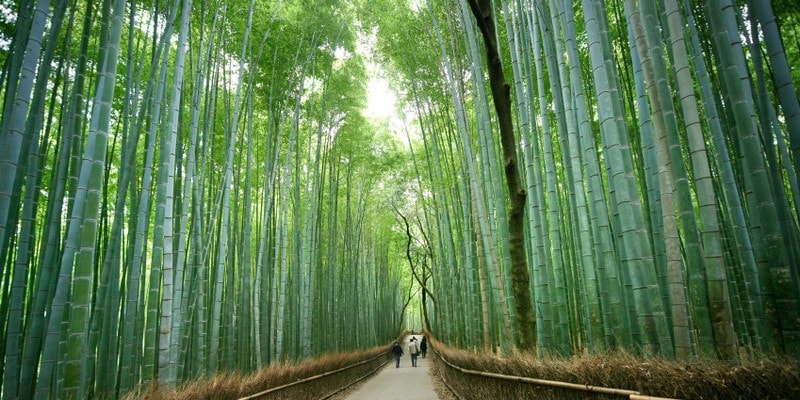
[466,0,536,351]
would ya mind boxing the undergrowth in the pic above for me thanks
[122,335,402,400]
[123,332,799,400]
[430,336,800,400]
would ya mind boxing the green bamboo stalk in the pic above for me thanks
[683,0,766,354]
[551,0,609,353]
[581,0,671,358]
[663,0,737,360]
[705,0,800,355]
[0,0,50,270]
[749,0,800,180]
[55,0,125,395]
[536,2,573,355]
[2,0,67,396]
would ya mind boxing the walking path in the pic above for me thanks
[343,335,439,400]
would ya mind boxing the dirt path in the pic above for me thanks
[343,335,439,400]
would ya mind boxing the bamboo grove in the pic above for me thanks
[1,0,800,398]
[0,0,413,398]
[363,0,800,362]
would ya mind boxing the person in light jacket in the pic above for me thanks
[408,337,420,367]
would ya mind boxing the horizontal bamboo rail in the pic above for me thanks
[433,346,681,400]
[238,350,390,400]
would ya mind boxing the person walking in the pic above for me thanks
[392,342,403,368]
[408,337,420,367]
[420,336,428,358]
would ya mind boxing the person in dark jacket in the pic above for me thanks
[420,336,428,358]
[392,342,403,368]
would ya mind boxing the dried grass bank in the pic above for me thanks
[123,336,402,400]
[429,336,800,400]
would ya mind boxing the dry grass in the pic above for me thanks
[123,332,799,399]
[429,336,800,400]
[123,335,404,400]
